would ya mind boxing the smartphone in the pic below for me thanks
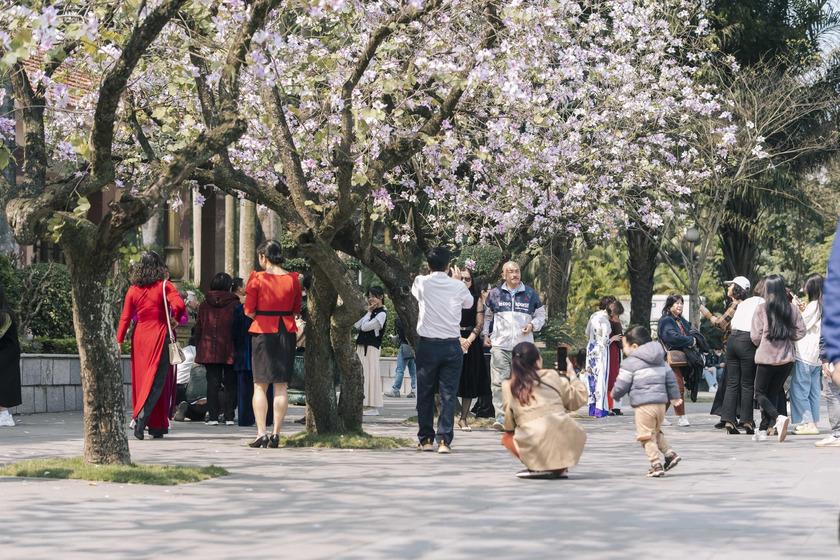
[556,346,568,370]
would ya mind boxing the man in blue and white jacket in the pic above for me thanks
[483,261,546,428]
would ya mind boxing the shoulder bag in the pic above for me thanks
[162,279,186,365]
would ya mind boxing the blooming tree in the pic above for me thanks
[186,0,740,432]
[0,0,279,463]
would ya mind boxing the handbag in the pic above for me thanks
[162,279,186,365]
[666,349,688,367]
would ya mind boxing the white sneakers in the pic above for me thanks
[0,409,15,427]
[752,430,768,442]
[774,415,790,442]
[678,416,691,427]
[815,435,840,447]
[793,422,819,436]
[661,418,672,427]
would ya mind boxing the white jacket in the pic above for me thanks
[795,301,822,366]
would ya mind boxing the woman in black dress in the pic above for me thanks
[457,270,490,431]
[0,285,21,427]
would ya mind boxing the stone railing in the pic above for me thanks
[10,355,412,415]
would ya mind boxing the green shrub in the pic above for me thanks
[20,337,131,355]
[16,262,74,338]
[456,245,504,282]
[0,254,21,305]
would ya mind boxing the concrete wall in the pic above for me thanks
[10,355,411,415]
[10,355,133,415]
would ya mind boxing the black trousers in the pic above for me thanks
[755,363,793,430]
[205,364,237,422]
[710,367,740,419]
[720,331,756,426]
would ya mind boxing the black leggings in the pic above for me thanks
[755,363,793,430]
[720,331,756,427]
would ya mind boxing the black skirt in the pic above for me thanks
[251,322,296,384]
[458,328,490,398]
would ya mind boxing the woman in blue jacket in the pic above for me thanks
[657,294,694,427]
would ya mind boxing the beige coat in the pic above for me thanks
[502,369,588,471]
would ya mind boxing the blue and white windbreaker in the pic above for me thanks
[482,282,546,351]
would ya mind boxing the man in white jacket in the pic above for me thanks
[483,261,546,429]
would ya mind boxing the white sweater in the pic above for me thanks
[795,301,822,366]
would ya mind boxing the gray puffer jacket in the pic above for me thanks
[611,342,680,407]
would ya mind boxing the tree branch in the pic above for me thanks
[90,0,187,184]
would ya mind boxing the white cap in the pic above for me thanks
[724,276,750,291]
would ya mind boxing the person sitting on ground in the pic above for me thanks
[173,333,208,422]
[611,326,683,478]
[501,342,588,479]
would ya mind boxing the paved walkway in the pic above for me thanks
[1,396,839,559]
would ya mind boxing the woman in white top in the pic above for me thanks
[355,286,387,416]
[791,274,824,435]
[720,279,765,434]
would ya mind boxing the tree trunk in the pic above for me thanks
[688,276,701,329]
[719,222,759,288]
[140,209,163,249]
[546,234,573,322]
[626,224,660,328]
[332,301,364,433]
[303,265,340,433]
[64,242,131,465]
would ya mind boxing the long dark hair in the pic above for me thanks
[804,273,824,317]
[662,294,683,317]
[464,271,482,299]
[129,251,168,286]
[510,342,543,406]
[764,274,795,341]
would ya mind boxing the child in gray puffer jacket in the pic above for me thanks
[612,326,683,478]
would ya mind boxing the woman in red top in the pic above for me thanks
[244,240,302,448]
[117,252,187,440]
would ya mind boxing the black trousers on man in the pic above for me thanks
[416,338,463,446]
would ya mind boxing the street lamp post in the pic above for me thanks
[683,226,701,327]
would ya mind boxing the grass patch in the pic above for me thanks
[0,457,228,485]
[280,431,412,449]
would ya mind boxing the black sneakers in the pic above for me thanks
[664,452,681,472]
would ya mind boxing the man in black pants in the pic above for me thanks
[411,247,474,454]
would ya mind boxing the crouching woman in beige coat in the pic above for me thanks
[501,341,588,479]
